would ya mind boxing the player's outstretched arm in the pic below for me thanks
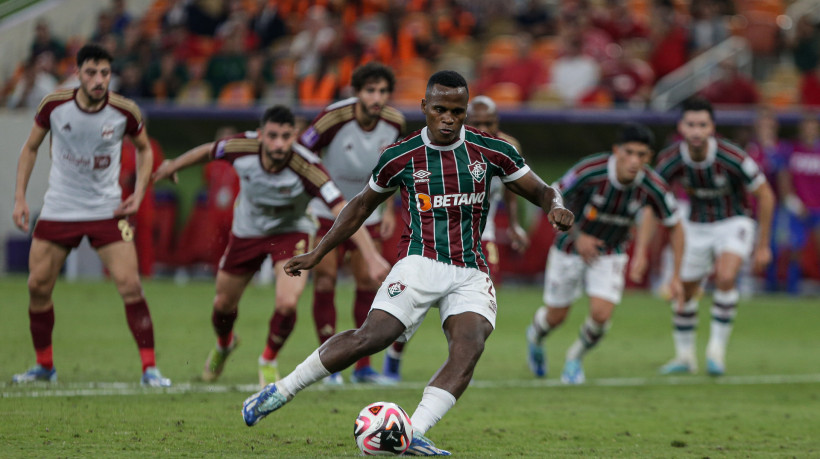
[285,187,390,277]
[13,124,48,232]
[504,171,573,231]
[116,128,155,217]
[151,142,215,184]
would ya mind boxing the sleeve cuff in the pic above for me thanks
[500,165,531,183]
[745,174,766,193]
[369,177,398,193]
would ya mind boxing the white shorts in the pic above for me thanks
[371,255,497,342]
[543,246,629,306]
[681,216,756,281]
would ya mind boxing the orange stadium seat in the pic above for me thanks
[299,73,338,107]
[530,37,560,65]
[482,82,524,108]
[217,81,255,107]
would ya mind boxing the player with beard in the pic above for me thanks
[635,97,775,376]
[12,44,170,386]
[152,106,390,386]
[298,62,405,385]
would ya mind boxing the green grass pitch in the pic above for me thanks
[1,276,819,457]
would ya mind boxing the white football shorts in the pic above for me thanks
[543,246,629,306]
[680,216,756,281]
[371,255,497,343]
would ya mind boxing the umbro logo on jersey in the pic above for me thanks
[468,160,486,182]
[387,281,406,298]
[413,169,431,183]
[416,192,486,211]
[62,123,71,132]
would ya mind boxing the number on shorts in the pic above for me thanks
[294,239,306,256]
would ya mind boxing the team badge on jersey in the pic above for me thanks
[387,281,406,298]
[468,160,487,182]
[101,124,115,140]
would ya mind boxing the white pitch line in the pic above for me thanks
[2,373,820,399]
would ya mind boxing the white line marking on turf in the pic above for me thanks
[2,373,820,399]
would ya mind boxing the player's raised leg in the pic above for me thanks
[12,238,68,383]
[258,259,310,386]
[203,269,253,382]
[97,238,170,387]
[349,245,394,384]
[243,309,405,426]
[311,246,343,384]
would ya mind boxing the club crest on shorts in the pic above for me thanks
[387,281,406,298]
[468,160,486,182]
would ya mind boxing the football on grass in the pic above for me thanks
[353,401,413,456]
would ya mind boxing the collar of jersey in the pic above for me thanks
[679,136,717,168]
[607,153,644,190]
[421,126,465,151]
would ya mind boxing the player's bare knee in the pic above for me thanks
[213,294,237,313]
[590,310,611,325]
[314,274,336,292]
[27,276,54,304]
[116,276,143,302]
[275,296,299,315]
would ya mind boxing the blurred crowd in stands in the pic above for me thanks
[4,0,820,110]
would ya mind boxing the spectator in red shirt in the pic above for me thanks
[648,1,689,82]
[699,59,759,106]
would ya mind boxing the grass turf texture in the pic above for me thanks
[1,277,818,457]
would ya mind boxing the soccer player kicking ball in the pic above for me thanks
[298,62,405,385]
[12,44,170,386]
[636,98,774,376]
[526,123,685,384]
[241,71,573,456]
[381,94,530,382]
[152,106,389,386]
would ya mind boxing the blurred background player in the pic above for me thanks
[639,98,774,376]
[381,94,530,382]
[526,123,684,384]
[152,105,389,386]
[11,44,170,387]
[298,62,405,385]
[242,70,574,455]
[778,112,820,295]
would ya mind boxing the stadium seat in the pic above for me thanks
[217,81,255,107]
[298,73,338,107]
[482,82,524,108]
[176,80,213,106]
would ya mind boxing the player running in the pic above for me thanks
[298,62,405,385]
[241,71,573,456]
[12,44,170,386]
[635,97,774,376]
[152,106,389,386]
[526,123,685,383]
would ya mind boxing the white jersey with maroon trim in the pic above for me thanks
[299,97,405,225]
[211,131,344,237]
[35,89,143,221]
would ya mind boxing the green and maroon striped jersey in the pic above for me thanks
[554,153,680,255]
[655,137,766,223]
[369,125,529,273]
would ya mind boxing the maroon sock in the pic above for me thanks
[267,310,297,357]
[391,341,406,354]
[125,299,156,371]
[212,309,238,348]
[312,290,336,345]
[30,308,55,369]
[354,289,376,370]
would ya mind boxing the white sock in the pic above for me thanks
[672,299,698,361]
[276,350,330,400]
[566,317,607,361]
[410,386,457,437]
[707,321,732,360]
[529,306,551,344]
[386,346,402,360]
[708,289,738,359]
